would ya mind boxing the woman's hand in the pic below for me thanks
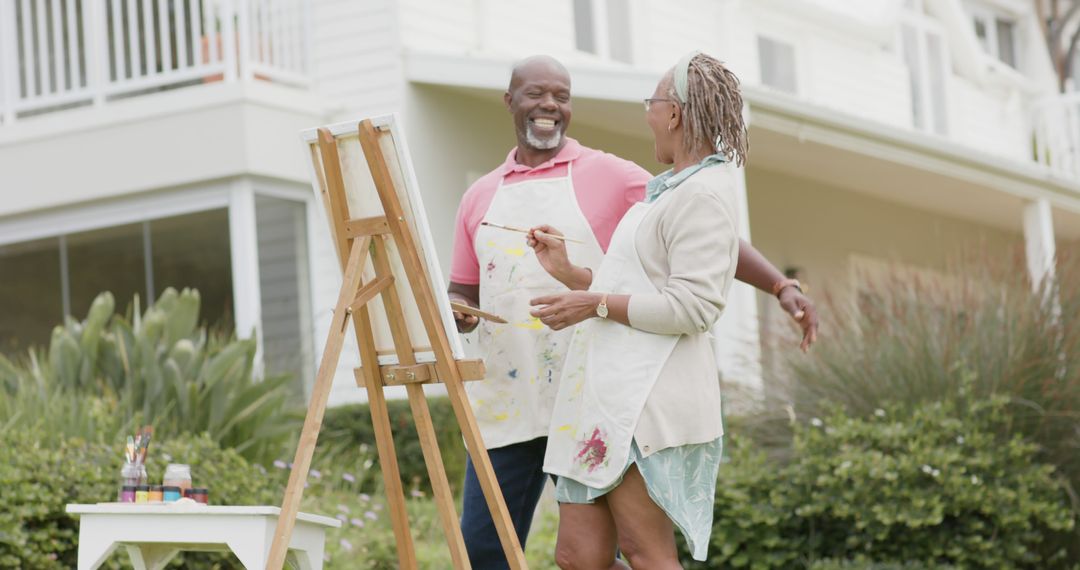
[778,287,818,352]
[527,225,571,279]
[529,291,602,331]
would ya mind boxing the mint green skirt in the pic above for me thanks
[554,437,723,561]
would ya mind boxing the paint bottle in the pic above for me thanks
[148,485,164,502]
[163,486,182,503]
[185,488,209,505]
[119,485,136,503]
[135,485,150,503]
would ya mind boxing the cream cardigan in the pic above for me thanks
[625,165,740,457]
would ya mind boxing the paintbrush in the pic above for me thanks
[481,222,584,244]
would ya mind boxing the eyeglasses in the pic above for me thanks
[643,97,674,111]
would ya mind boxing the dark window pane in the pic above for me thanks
[0,237,62,354]
[996,19,1016,68]
[149,209,233,329]
[67,223,146,318]
[574,0,596,54]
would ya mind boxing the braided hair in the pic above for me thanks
[667,54,749,167]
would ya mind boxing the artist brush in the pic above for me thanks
[480,222,584,244]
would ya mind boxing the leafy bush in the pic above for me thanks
[0,289,301,463]
[756,253,1080,558]
[0,431,279,569]
[320,397,468,494]
[686,399,1075,568]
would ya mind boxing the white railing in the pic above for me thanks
[0,0,310,125]
[1033,92,1080,181]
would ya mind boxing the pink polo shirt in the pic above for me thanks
[450,139,650,285]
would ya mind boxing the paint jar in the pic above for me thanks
[119,485,136,503]
[120,461,146,487]
[148,485,163,502]
[185,488,209,505]
[163,486,182,503]
[135,485,150,503]
[162,464,192,492]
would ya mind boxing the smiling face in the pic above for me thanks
[504,57,572,154]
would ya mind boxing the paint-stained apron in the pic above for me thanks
[470,163,605,450]
[544,200,682,488]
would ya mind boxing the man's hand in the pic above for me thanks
[778,287,818,352]
[528,291,601,331]
[448,282,480,334]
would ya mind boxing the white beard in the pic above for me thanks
[525,125,562,150]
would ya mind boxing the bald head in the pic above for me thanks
[504,55,573,158]
[508,55,570,91]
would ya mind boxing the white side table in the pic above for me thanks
[66,504,341,570]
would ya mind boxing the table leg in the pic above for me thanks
[125,544,180,570]
[77,539,118,570]
[228,538,268,569]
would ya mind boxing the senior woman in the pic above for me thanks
[525,51,747,569]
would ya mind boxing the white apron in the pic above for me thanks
[470,163,605,450]
[544,200,682,488]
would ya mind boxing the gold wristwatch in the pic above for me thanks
[596,293,609,319]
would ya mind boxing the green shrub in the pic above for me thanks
[0,430,279,569]
[808,561,956,570]
[320,397,467,494]
[0,289,301,463]
[756,254,1080,559]
[688,399,1075,568]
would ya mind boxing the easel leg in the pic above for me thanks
[442,385,529,570]
[406,384,472,569]
[359,344,420,570]
[266,242,367,570]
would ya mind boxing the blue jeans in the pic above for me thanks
[461,436,551,570]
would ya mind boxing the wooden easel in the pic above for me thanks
[266,120,529,569]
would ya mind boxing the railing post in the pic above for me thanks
[0,0,17,124]
[222,0,239,82]
[235,0,253,82]
[87,0,109,106]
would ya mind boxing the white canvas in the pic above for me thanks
[300,114,465,367]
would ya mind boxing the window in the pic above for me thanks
[0,209,233,356]
[0,237,62,353]
[970,6,1019,68]
[572,0,633,64]
[900,1,949,135]
[758,36,797,94]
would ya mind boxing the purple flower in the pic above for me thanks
[364,511,378,521]
[410,490,424,498]
[310,469,322,479]
[342,472,356,483]
[359,493,371,502]
[336,504,350,514]
[339,538,353,552]
[335,513,348,524]
[350,517,365,527]
[273,460,287,469]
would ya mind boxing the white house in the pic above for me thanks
[1,0,1078,404]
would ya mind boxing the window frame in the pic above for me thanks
[898,2,951,136]
[967,2,1021,69]
[572,0,633,64]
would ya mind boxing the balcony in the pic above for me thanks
[1033,92,1080,181]
[0,0,310,125]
